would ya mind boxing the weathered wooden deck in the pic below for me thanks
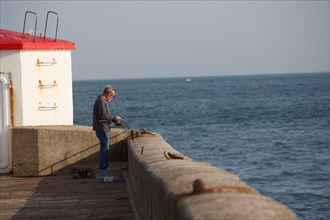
[0,164,135,219]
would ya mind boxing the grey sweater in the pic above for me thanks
[93,95,115,132]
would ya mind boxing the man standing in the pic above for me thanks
[93,85,122,170]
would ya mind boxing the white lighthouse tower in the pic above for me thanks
[0,11,75,173]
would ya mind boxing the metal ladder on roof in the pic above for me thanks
[22,11,59,42]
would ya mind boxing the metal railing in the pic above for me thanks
[44,11,59,41]
[36,58,57,66]
[38,80,58,89]
[38,102,59,111]
[22,11,38,42]
[21,11,59,42]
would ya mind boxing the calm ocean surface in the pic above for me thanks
[73,72,330,220]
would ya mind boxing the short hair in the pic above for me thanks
[103,85,116,95]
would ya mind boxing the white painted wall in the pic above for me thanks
[0,51,23,126]
[0,50,73,127]
[0,49,74,173]
[20,50,73,126]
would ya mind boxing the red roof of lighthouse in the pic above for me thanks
[0,29,75,50]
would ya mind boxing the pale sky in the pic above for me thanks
[1,0,329,80]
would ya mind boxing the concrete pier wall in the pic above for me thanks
[127,133,300,220]
[11,126,129,176]
[11,126,299,219]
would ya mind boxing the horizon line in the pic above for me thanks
[72,71,330,81]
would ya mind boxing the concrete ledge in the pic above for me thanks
[179,193,299,220]
[127,134,300,220]
[12,126,130,176]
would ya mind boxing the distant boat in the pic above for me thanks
[186,78,191,82]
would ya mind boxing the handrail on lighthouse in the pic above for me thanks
[22,11,38,42]
[21,11,59,42]
[44,11,59,42]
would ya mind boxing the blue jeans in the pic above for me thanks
[96,130,110,170]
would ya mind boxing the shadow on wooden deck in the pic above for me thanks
[0,155,134,219]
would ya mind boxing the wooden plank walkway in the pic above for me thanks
[0,171,135,219]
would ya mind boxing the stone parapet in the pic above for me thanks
[127,133,300,220]
[11,126,129,176]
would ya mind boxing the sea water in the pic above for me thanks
[73,72,330,220]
